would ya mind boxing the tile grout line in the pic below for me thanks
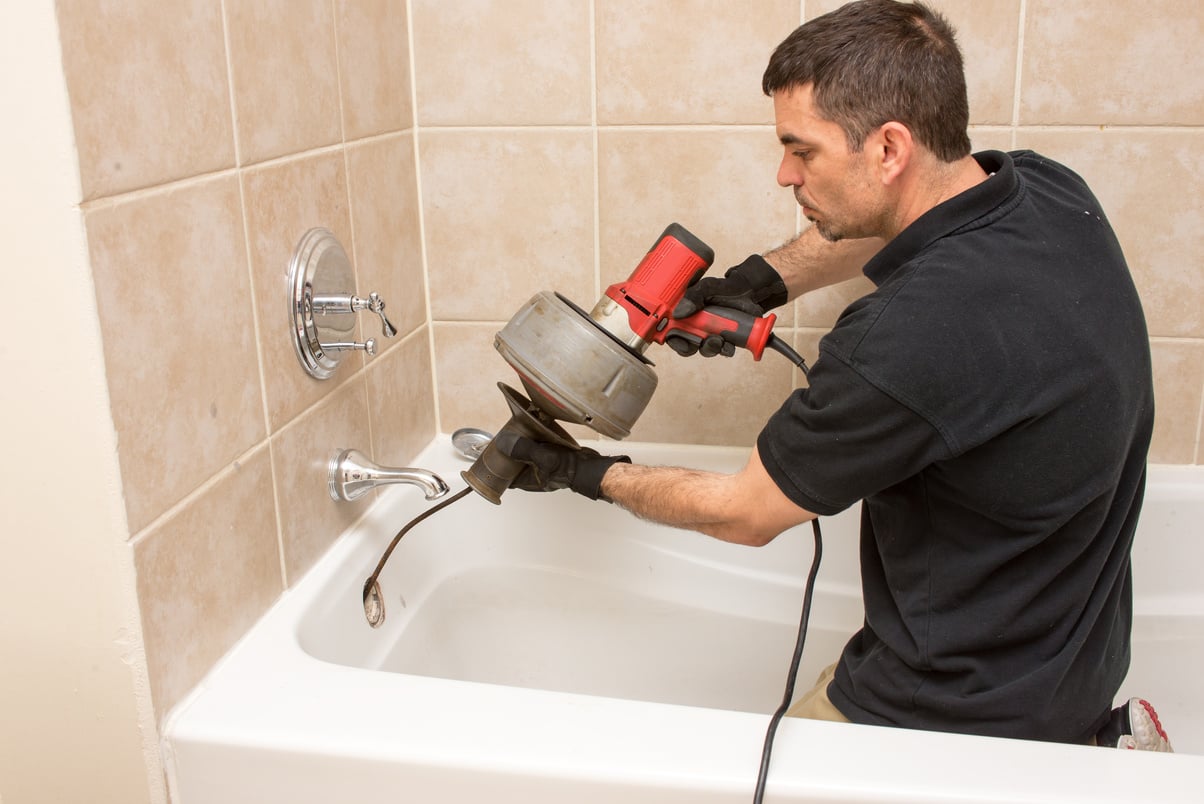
[76,122,1204,213]
[76,144,342,212]
[218,0,289,590]
[408,122,1204,132]
[329,0,376,474]
[218,0,242,169]
[795,0,807,389]
[406,0,444,437]
[328,5,397,526]
[590,0,601,300]
[1149,335,1204,344]
[126,440,273,548]
[1011,0,1027,148]
[1195,371,1204,464]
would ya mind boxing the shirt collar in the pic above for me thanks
[863,150,1019,285]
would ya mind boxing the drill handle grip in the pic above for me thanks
[656,306,777,360]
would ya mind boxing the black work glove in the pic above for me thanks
[672,254,788,319]
[668,254,788,358]
[494,431,631,501]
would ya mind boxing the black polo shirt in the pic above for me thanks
[758,151,1154,743]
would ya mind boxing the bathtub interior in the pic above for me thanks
[299,441,866,715]
[297,440,1203,753]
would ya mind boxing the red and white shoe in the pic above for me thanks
[1098,698,1173,752]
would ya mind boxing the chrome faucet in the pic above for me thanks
[327,449,451,502]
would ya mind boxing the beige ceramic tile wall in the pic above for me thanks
[58,0,432,721]
[56,0,1204,735]
[421,0,1203,462]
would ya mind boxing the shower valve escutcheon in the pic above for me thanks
[288,227,401,379]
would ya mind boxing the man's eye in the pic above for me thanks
[793,150,811,160]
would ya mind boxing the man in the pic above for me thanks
[497,0,1168,750]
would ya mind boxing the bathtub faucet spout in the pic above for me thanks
[327,448,451,502]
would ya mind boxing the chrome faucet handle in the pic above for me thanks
[322,338,377,357]
[309,290,393,356]
[364,292,397,338]
[311,292,396,338]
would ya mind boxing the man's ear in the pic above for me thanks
[871,121,913,186]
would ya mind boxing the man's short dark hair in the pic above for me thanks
[763,0,972,162]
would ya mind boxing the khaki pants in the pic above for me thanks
[785,664,1107,743]
[785,662,850,723]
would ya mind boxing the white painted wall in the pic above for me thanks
[0,3,162,803]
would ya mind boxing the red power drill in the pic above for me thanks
[588,223,806,367]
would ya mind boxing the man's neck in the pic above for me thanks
[887,154,989,240]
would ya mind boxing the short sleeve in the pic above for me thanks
[756,350,952,516]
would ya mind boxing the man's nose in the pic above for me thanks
[777,155,799,188]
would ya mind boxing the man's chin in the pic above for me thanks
[807,217,843,243]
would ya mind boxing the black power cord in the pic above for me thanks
[752,519,823,802]
[752,347,822,803]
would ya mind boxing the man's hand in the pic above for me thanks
[672,254,788,318]
[493,432,630,501]
[667,254,787,358]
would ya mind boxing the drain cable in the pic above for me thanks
[362,486,473,626]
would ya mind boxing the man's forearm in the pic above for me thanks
[601,463,771,546]
[598,449,816,547]
[764,227,883,300]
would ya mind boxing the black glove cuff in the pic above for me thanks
[572,454,631,501]
[727,254,788,311]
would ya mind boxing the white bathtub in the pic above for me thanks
[163,436,1204,802]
